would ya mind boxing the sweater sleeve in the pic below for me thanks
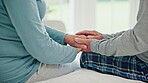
[102,31,125,39]
[90,1,148,56]
[44,25,67,45]
[4,0,78,64]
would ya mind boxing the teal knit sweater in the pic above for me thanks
[0,0,77,82]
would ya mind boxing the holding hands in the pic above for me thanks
[75,30,104,52]
[64,30,104,52]
[76,30,103,40]
[64,34,87,52]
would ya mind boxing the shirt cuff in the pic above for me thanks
[90,39,102,53]
[58,33,67,45]
[102,34,109,39]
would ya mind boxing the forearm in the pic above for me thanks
[45,25,67,45]
[90,5,148,56]
[91,28,148,56]
[102,31,125,39]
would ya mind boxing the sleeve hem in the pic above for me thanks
[90,39,98,53]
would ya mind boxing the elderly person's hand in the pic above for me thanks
[76,30,104,40]
[75,38,92,52]
[75,30,104,52]
[64,34,87,52]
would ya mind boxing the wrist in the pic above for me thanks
[64,34,69,43]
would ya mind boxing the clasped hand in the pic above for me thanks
[64,30,103,52]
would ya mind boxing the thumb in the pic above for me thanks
[79,45,87,49]
[75,38,87,44]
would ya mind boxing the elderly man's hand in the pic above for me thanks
[64,34,87,52]
[76,30,104,40]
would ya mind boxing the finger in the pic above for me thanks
[87,36,103,40]
[76,35,87,39]
[76,31,95,36]
[74,43,87,49]
[75,38,88,44]
[76,31,88,35]
[79,45,87,49]
[81,49,92,52]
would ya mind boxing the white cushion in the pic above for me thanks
[36,68,144,83]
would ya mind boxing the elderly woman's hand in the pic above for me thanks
[75,38,92,52]
[64,34,87,52]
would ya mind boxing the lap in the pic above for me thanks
[81,52,141,69]
[80,52,148,82]
[81,52,147,69]
[27,60,80,83]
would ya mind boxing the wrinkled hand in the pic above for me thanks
[75,30,104,52]
[76,30,104,40]
[75,38,92,52]
[64,34,87,52]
